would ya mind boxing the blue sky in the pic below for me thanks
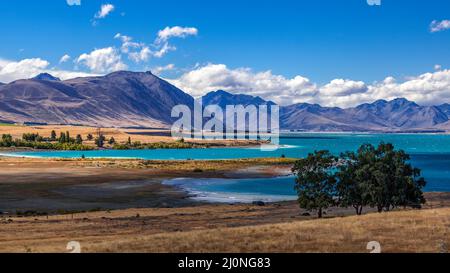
[0,0,449,107]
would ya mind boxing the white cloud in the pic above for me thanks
[167,63,450,108]
[0,57,95,83]
[129,47,151,63]
[76,47,127,73]
[153,26,197,58]
[114,33,151,63]
[114,33,142,53]
[320,79,368,97]
[430,20,450,33]
[153,64,175,75]
[66,0,81,6]
[153,42,176,58]
[156,26,198,44]
[167,64,317,105]
[366,69,450,106]
[435,64,442,71]
[113,28,198,62]
[95,4,115,19]
[0,58,49,83]
[59,54,71,64]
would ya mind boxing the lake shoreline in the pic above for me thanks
[0,156,295,214]
[1,156,449,253]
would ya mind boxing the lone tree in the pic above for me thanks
[50,130,57,141]
[95,134,106,148]
[108,137,116,145]
[86,134,94,141]
[292,150,337,218]
[75,134,83,144]
[337,143,427,214]
[1,134,13,146]
[59,132,67,143]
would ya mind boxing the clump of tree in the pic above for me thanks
[292,150,337,218]
[108,137,116,145]
[50,130,57,141]
[293,143,427,218]
[95,134,106,148]
[337,143,426,214]
[0,132,92,151]
[75,134,83,144]
[22,133,43,142]
[59,132,67,143]
[1,134,13,146]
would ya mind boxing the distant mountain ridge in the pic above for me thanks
[33,73,61,82]
[202,90,275,108]
[0,71,193,128]
[438,103,450,118]
[279,98,449,132]
[0,72,449,132]
[201,91,449,132]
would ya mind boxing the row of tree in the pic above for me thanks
[24,131,118,148]
[292,143,427,218]
[0,131,123,149]
[0,133,93,150]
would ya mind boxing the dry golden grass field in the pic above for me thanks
[0,203,449,253]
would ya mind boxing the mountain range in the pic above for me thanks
[0,71,193,128]
[0,71,449,132]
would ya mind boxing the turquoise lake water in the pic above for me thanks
[4,133,450,202]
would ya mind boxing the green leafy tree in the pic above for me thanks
[86,134,94,141]
[337,143,427,214]
[50,130,57,141]
[75,134,83,144]
[95,134,106,148]
[59,132,66,143]
[108,137,116,145]
[22,133,40,142]
[292,150,337,218]
[336,146,376,215]
[371,143,426,212]
[1,134,13,146]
